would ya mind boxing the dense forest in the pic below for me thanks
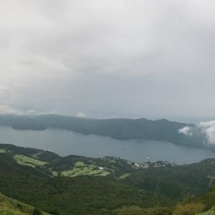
[0,143,215,214]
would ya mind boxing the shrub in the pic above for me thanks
[32,207,43,215]
[174,199,204,215]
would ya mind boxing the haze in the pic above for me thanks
[1,0,215,120]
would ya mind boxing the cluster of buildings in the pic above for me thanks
[134,161,176,169]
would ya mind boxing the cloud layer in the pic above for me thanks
[1,1,215,119]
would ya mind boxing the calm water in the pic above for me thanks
[0,126,214,164]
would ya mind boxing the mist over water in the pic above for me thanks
[0,126,214,164]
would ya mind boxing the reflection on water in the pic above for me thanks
[0,126,214,164]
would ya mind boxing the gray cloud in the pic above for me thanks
[1,0,215,119]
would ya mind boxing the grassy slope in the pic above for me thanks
[0,192,49,215]
[13,155,47,168]
[61,161,110,177]
[0,143,135,178]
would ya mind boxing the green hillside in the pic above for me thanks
[0,145,172,214]
[1,143,215,214]
[0,192,49,215]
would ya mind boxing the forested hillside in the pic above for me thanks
[0,144,215,214]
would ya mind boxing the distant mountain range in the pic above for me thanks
[0,114,207,149]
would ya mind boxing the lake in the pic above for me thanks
[0,126,214,164]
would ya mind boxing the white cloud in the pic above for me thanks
[179,120,215,146]
[178,126,192,136]
[198,121,215,145]
[77,112,86,118]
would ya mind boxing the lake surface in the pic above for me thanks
[0,126,214,164]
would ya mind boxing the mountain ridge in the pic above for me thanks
[0,114,207,150]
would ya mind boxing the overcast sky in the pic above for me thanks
[0,0,215,120]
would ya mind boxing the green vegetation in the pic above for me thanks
[51,170,58,176]
[61,161,110,177]
[197,207,215,215]
[0,192,49,215]
[0,143,135,178]
[13,155,47,168]
[173,198,204,215]
[119,173,130,179]
[1,143,215,214]
[0,145,173,214]
[0,149,6,153]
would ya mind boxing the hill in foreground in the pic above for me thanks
[1,143,215,214]
[0,192,49,215]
